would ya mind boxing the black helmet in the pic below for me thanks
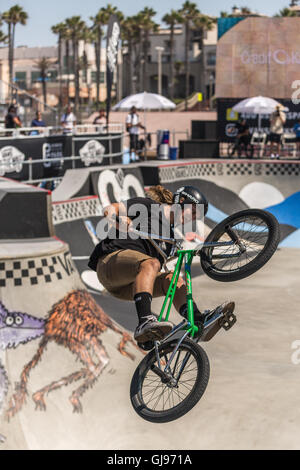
[173,186,209,216]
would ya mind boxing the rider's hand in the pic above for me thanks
[117,216,133,233]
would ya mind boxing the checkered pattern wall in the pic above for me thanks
[159,162,300,183]
[52,197,102,225]
[0,251,75,288]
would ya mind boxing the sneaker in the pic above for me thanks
[199,302,236,342]
[134,315,173,344]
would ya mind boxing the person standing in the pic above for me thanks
[61,105,77,134]
[126,106,145,162]
[5,105,22,129]
[269,106,286,159]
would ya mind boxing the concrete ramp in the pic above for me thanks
[0,237,140,449]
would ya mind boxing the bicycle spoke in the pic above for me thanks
[141,345,199,413]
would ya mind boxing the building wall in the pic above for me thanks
[122,25,217,100]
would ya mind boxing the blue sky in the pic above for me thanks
[0,0,292,47]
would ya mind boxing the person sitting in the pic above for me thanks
[293,119,300,158]
[93,109,106,133]
[31,111,46,128]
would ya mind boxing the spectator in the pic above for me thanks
[5,104,22,129]
[93,109,106,132]
[293,119,300,157]
[61,105,76,134]
[31,111,46,127]
[93,109,106,125]
[126,106,145,162]
[269,106,286,159]
[236,118,251,146]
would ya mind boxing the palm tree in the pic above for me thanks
[121,16,140,95]
[51,22,67,109]
[34,57,53,105]
[178,1,200,110]
[2,5,28,97]
[139,7,158,91]
[275,7,297,16]
[90,5,123,105]
[65,16,86,114]
[162,10,183,99]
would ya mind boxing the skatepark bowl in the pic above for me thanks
[0,158,300,450]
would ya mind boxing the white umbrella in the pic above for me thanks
[113,92,176,111]
[233,96,289,130]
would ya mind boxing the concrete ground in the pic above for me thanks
[1,247,299,450]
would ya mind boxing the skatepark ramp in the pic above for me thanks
[0,178,54,239]
[0,180,141,450]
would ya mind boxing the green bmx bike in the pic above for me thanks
[130,209,280,423]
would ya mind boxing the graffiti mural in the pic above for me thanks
[6,290,138,419]
[0,302,45,443]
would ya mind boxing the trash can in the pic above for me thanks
[169,147,178,160]
[157,130,170,160]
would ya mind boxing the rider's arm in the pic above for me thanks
[104,202,132,231]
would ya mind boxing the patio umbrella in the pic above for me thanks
[113,92,176,111]
[112,92,176,129]
[233,96,289,130]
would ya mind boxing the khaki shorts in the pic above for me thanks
[97,249,169,301]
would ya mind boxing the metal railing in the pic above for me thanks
[0,123,125,139]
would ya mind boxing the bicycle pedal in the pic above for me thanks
[220,313,237,331]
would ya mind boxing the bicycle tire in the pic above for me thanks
[200,209,280,282]
[130,338,210,423]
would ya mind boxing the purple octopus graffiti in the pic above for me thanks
[0,301,45,443]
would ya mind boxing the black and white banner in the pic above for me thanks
[106,15,121,122]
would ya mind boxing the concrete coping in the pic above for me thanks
[0,238,67,260]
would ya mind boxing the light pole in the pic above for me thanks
[155,46,164,95]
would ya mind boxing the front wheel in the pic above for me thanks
[201,209,280,282]
[130,338,210,423]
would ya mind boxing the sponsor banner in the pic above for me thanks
[73,134,122,168]
[90,167,145,207]
[217,98,300,142]
[106,15,121,121]
[0,138,45,180]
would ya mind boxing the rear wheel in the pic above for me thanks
[201,209,280,282]
[130,338,210,423]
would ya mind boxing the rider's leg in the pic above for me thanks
[156,272,203,321]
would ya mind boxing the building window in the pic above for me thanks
[91,71,105,84]
[14,71,27,89]
[31,71,41,83]
[207,52,216,66]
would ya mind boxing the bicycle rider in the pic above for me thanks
[89,186,235,348]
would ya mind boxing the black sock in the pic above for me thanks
[134,292,153,324]
[180,302,202,322]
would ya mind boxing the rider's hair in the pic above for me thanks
[146,185,174,205]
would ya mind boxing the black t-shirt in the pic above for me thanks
[237,122,249,135]
[88,197,174,271]
[5,112,17,129]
